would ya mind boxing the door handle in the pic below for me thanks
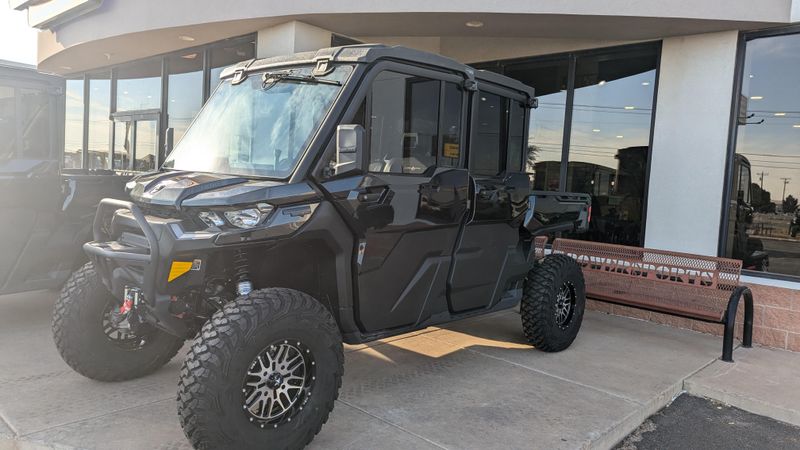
[348,187,385,204]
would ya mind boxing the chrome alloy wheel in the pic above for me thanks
[242,340,314,427]
[554,282,576,329]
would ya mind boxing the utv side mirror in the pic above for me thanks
[335,124,364,175]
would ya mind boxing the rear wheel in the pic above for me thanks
[521,254,586,352]
[52,262,185,381]
[177,288,343,450]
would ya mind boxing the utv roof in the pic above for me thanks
[219,44,535,102]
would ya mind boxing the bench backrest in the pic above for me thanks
[550,239,742,321]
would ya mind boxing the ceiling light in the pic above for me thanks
[749,74,754,78]
[624,106,635,110]
[592,129,601,133]
[60,65,72,70]
[465,20,484,28]
[181,53,198,59]
[616,135,624,139]
[750,96,764,100]
[641,81,650,86]
[178,35,195,42]
[794,125,800,128]
[598,80,606,86]
[775,112,786,116]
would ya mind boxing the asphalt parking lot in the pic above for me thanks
[0,289,796,449]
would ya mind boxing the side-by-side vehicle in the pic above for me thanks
[52,45,591,449]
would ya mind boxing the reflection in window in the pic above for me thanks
[135,120,158,171]
[87,73,111,170]
[64,79,84,168]
[117,58,161,111]
[507,101,526,172]
[368,72,440,174]
[470,91,506,176]
[0,86,17,160]
[725,31,800,275]
[113,121,131,170]
[168,51,203,145]
[209,39,256,91]
[505,59,569,190]
[439,82,462,167]
[18,88,51,159]
[567,49,657,245]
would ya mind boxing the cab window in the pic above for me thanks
[368,71,443,174]
[469,91,527,176]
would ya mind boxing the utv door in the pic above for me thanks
[324,65,470,332]
[448,91,531,312]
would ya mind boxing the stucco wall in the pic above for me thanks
[644,31,739,256]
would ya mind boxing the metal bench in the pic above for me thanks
[550,238,753,362]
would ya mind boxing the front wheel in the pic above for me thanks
[52,262,185,381]
[177,288,343,450]
[521,254,586,352]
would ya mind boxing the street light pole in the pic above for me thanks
[781,177,791,203]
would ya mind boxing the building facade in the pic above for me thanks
[9,0,800,350]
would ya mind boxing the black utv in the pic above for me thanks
[52,45,591,449]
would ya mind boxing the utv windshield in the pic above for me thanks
[163,64,352,178]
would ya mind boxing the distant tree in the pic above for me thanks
[750,183,773,213]
[783,195,798,214]
[525,144,541,173]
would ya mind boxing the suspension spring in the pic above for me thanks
[233,249,253,296]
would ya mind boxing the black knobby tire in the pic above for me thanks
[52,262,185,381]
[521,254,586,352]
[177,288,343,450]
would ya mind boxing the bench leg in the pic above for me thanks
[722,286,754,363]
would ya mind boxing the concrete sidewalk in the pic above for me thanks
[0,290,794,449]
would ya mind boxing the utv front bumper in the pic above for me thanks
[83,198,215,337]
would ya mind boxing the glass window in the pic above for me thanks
[209,39,256,91]
[116,58,161,111]
[87,73,111,170]
[368,72,440,174]
[167,51,203,145]
[18,87,51,159]
[135,119,158,171]
[505,59,569,190]
[470,91,506,176]
[725,31,800,275]
[507,100,526,172]
[567,49,657,246]
[64,79,84,168]
[440,82,462,167]
[113,121,131,170]
[164,65,351,178]
[0,86,17,160]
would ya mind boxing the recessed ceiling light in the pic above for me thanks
[616,135,624,138]
[181,53,198,59]
[641,81,650,86]
[592,129,601,133]
[123,91,128,94]
[750,96,764,100]
[794,124,800,128]
[465,20,484,28]
[624,106,635,110]
[178,35,195,42]
[598,80,606,86]
[749,74,754,78]
[60,65,72,70]
[775,112,786,116]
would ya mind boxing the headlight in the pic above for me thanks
[198,211,225,228]
[223,203,274,229]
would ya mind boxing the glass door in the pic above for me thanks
[111,110,160,172]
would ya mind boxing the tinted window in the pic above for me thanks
[116,58,161,111]
[368,72,440,174]
[64,79,84,168]
[87,73,111,170]
[167,51,203,145]
[440,82,463,167]
[18,87,51,159]
[725,31,800,275]
[507,101,526,172]
[470,91,507,176]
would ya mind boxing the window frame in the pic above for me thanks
[472,41,662,245]
[718,24,800,282]
[362,62,468,176]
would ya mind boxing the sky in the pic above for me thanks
[0,6,38,65]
